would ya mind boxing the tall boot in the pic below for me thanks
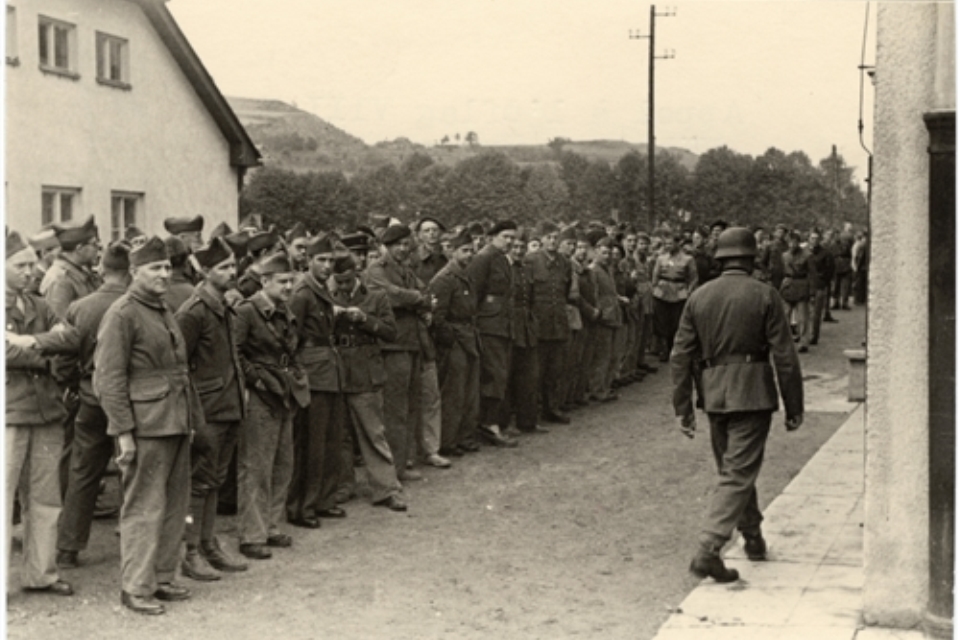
[689,536,739,583]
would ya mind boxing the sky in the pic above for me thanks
[168,0,877,180]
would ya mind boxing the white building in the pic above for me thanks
[5,0,260,239]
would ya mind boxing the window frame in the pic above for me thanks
[95,31,130,90]
[41,186,81,227]
[110,191,142,241]
[7,5,19,67]
[37,14,78,79]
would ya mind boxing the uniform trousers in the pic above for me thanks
[238,394,294,545]
[811,286,831,343]
[570,325,594,404]
[621,310,640,377]
[438,342,480,450]
[588,325,616,398]
[832,272,851,308]
[186,420,239,546]
[783,298,811,349]
[653,298,686,356]
[414,360,443,462]
[382,350,421,478]
[288,391,341,521]
[611,321,629,381]
[501,344,539,431]
[478,335,512,425]
[560,329,583,406]
[6,423,62,588]
[343,392,403,503]
[118,434,190,596]
[700,411,771,549]
[58,401,113,554]
[58,396,80,500]
[537,338,568,416]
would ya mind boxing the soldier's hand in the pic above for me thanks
[6,332,36,349]
[677,414,696,439]
[116,433,137,466]
[785,414,804,431]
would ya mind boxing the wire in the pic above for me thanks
[858,2,873,157]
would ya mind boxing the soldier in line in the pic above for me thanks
[671,227,804,582]
[464,221,520,448]
[234,252,310,560]
[556,226,583,413]
[287,234,345,528]
[5,230,74,597]
[413,216,448,285]
[329,254,408,511]
[94,236,201,614]
[162,236,196,311]
[176,237,250,581]
[587,236,623,403]
[780,231,812,353]
[164,215,205,253]
[651,233,698,363]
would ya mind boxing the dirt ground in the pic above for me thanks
[6,306,866,640]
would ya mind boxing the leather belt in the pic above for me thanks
[332,334,377,348]
[702,352,769,368]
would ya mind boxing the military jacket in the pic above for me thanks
[671,270,803,419]
[780,248,812,303]
[464,243,514,339]
[94,287,203,438]
[366,253,434,355]
[289,273,340,393]
[164,271,196,313]
[414,244,448,287]
[509,258,538,348]
[62,281,127,405]
[331,281,397,393]
[576,259,601,325]
[41,255,101,320]
[652,251,698,302]
[176,282,246,422]
[524,250,572,342]
[5,291,68,425]
[429,260,481,355]
[591,262,623,328]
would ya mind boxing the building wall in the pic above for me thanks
[5,0,239,238]
[865,1,953,628]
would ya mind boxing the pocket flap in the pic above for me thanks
[194,376,224,395]
[129,376,171,402]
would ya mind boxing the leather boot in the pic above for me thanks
[689,545,739,583]
[201,537,249,573]
[742,532,768,561]
[181,546,221,582]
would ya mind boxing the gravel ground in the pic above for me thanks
[6,306,866,640]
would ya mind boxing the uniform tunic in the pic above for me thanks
[525,250,573,417]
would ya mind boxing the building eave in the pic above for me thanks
[131,0,261,169]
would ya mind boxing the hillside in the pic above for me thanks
[227,97,699,175]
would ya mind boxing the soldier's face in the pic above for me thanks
[78,238,101,267]
[262,272,295,304]
[541,233,559,253]
[809,233,821,248]
[510,238,526,261]
[291,238,308,258]
[595,246,611,265]
[453,244,474,267]
[418,221,441,246]
[637,239,650,254]
[133,260,172,297]
[558,239,575,256]
[205,256,237,292]
[6,249,36,293]
[490,231,516,252]
[574,241,589,262]
[310,254,335,281]
[387,238,412,262]
[623,235,637,253]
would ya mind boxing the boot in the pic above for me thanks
[181,546,221,582]
[742,532,767,561]
[201,537,249,573]
[689,546,739,583]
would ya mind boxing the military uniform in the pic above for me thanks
[671,268,803,556]
[414,243,448,287]
[39,254,100,320]
[501,254,540,431]
[163,270,196,312]
[569,258,600,406]
[429,259,482,450]
[588,261,622,400]
[234,290,310,546]
[94,287,202,598]
[288,273,343,523]
[780,247,812,349]
[463,243,514,425]
[524,249,574,420]
[330,279,405,503]
[652,250,698,359]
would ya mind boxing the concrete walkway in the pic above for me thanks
[651,404,924,640]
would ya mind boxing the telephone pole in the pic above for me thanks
[630,6,675,231]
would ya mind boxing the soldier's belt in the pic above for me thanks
[251,355,292,368]
[332,335,377,348]
[702,352,769,368]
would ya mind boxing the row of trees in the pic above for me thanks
[239,146,868,233]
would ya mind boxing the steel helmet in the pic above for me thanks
[713,227,758,260]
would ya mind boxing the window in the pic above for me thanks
[38,15,77,77]
[96,32,129,88]
[7,6,19,66]
[41,186,80,226]
[110,192,141,240]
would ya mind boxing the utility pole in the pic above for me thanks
[630,6,675,231]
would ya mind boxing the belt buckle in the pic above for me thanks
[339,335,351,348]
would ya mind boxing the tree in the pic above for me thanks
[558,151,592,214]
[817,151,868,229]
[442,152,525,225]
[401,151,435,180]
[353,164,407,219]
[408,164,452,221]
[616,151,647,226]
[465,131,479,147]
[577,160,618,222]
[690,146,754,226]
[522,163,569,223]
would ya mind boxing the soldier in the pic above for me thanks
[26,227,60,296]
[557,226,583,412]
[780,231,812,353]
[329,255,408,511]
[175,237,249,581]
[587,237,623,403]
[55,242,131,570]
[413,216,448,284]
[671,227,803,582]
[5,230,74,597]
[366,224,437,478]
[234,252,310,560]
[285,222,310,273]
[525,221,575,425]
[569,233,600,407]
[287,234,345,528]
[164,215,205,253]
[40,215,101,319]
[464,220,519,448]
[807,229,835,346]
[163,236,196,311]
[93,236,201,614]
[651,233,698,362]
[430,229,482,455]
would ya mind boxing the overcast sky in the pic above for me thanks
[168,0,877,179]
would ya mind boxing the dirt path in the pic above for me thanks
[7,306,866,640]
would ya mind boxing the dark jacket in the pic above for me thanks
[591,262,623,328]
[464,243,514,339]
[234,290,310,410]
[93,287,204,438]
[289,273,340,393]
[509,257,538,348]
[163,271,196,312]
[41,255,101,320]
[780,248,812,303]
[429,260,481,355]
[62,281,128,405]
[5,291,68,425]
[414,244,448,287]
[176,282,246,422]
[331,280,397,393]
[671,270,803,418]
[524,250,572,342]
[576,259,601,325]
[808,245,836,290]
[366,253,434,355]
